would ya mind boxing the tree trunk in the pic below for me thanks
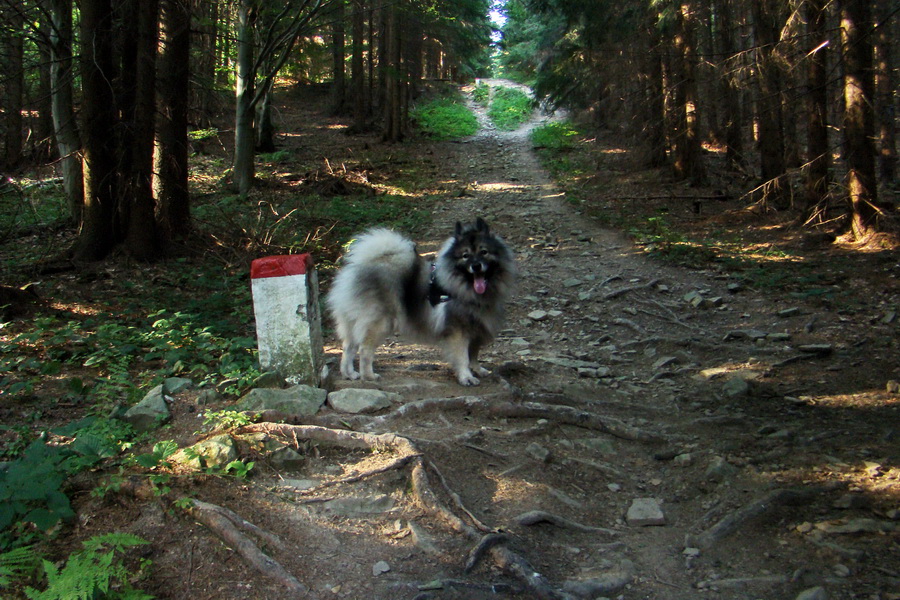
[233,0,257,196]
[873,0,895,183]
[351,0,367,130]
[76,0,119,261]
[330,0,346,115]
[671,1,706,185]
[840,0,882,240]
[642,13,667,168]
[715,0,743,170]
[751,0,788,209]
[154,0,191,239]
[381,2,404,142]
[2,4,24,169]
[123,0,161,261]
[256,82,276,153]
[48,0,83,223]
[804,0,830,217]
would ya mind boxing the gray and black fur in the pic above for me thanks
[326,219,516,386]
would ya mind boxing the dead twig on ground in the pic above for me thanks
[603,278,660,300]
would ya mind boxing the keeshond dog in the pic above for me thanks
[326,218,516,386]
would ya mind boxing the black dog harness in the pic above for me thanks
[428,266,451,306]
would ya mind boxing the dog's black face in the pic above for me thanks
[447,218,510,297]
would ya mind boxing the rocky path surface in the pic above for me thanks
[164,83,895,600]
[318,82,896,600]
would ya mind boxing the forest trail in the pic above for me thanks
[311,83,899,599]
[67,82,896,600]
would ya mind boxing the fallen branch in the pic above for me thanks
[185,499,308,594]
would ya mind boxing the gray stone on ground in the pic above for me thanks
[723,377,751,398]
[705,455,739,482]
[626,497,666,526]
[122,384,170,432]
[796,586,829,600]
[325,494,395,515]
[234,384,326,416]
[163,377,194,394]
[327,388,398,414]
[268,446,305,470]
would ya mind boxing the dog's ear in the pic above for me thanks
[455,221,463,236]
[476,218,489,233]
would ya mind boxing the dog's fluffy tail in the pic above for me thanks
[341,228,418,271]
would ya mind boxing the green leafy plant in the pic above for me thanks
[132,440,179,469]
[222,460,254,479]
[0,544,40,588]
[473,81,490,106]
[531,121,580,149]
[201,410,256,432]
[411,98,479,140]
[0,441,76,547]
[24,532,152,600]
[487,87,533,131]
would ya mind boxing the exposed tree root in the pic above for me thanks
[513,510,619,536]
[687,486,830,549]
[322,396,665,443]
[603,278,660,300]
[185,498,308,595]
[234,421,618,599]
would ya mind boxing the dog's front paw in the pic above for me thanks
[361,372,382,381]
[458,374,481,386]
[342,370,361,381]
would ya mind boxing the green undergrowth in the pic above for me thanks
[487,87,533,131]
[411,96,479,140]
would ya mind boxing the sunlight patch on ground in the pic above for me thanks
[600,147,628,155]
[48,301,103,317]
[472,182,528,192]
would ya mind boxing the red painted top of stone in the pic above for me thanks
[251,254,313,278]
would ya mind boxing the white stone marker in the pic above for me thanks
[250,254,324,385]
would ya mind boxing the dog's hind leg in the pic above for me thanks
[340,340,360,380]
[444,333,480,386]
[358,319,390,381]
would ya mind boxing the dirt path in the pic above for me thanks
[117,84,897,600]
[301,85,897,599]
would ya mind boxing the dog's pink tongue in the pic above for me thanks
[474,277,487,295]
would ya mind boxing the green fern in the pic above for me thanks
[24,533,153,600]
[0,544,40,587]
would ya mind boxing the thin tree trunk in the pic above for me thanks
[256,82,276,153]
[804,0,830,217]
[873,0,895,183]
[48,0,83,223]
[155,0,191,239]
[840,0,882,240]
[124,0,161,261]
[233,0,257,196]
[76,0,118,261]
[671,1,705,185]
[351,0,367,130]
[751,0,788,209]
[716,0,743,170]
[642,13,667,168]
[330,0,346,115]
[2,5,24,168]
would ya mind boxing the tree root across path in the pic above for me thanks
[218,422,628,599]
[309,394,667,444]
[185,498,310,595]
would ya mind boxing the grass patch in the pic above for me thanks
[411,97,478,140]
[531,121,580,149]
[487,87,533,131]
[473,81,490,107]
